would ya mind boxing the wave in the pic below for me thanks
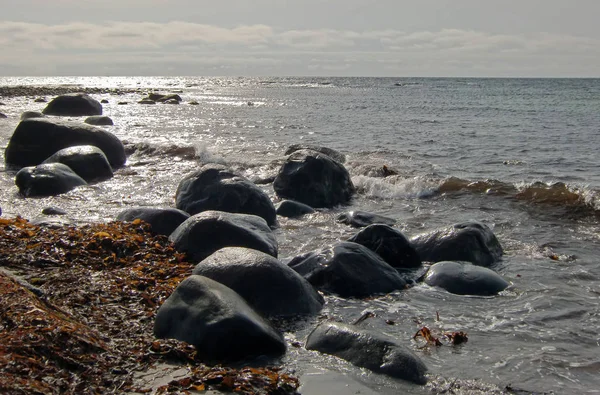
[123,141,198,161]
[352,175,438,199]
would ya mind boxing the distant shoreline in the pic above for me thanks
[0,85,143,98]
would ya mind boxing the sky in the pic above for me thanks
[0,0,599,77]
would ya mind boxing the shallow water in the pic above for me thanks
[1,77,600,394]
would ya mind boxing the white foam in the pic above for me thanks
[351,175,437,200]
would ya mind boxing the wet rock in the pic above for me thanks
[193,247,324,318]
[163,99,179,104]
[424,261,509,296]
[42,93,102,116]
[276,200,315,218]
[0,113,7,118]
[306,321,427,384]
[410,221,503,267]
[30,216,73,228]
[100,99,109,104]
[84,115,114,126]
[188,101,199,105]
[34,97,46,103]
[42,145,113,183]
[4,118,126,169]
[176,163,276,227]
[42,207,67,215]
[154,275,286,362]
[274,149,355,208]
[288,241,406,298]
[169,210,278,262]
[116,207,190,236]
[118,101,128,105]
[20,111,45,120]
[337,210,396,228]
[138,99,155,104]
[16,163,87,197]
[156,94,182,103]
[348,224,421,269]
[285,144,346,164]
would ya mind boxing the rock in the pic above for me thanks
[42,145,113,183]
[138,99,155,104]
[288,242,406,298]
[5,118,126,169]
[175,164,277,227]
[30,216,73,228]
[34,97,46,103]
[42,207,67,215]
[169,211,278,262]
[0,113,6,119]
[84,115,114,126]
[15,163,87,197]
[101,99,109,104]
[188,101,199,105]
[285,144,346,164]
[337,210,396,228]
[410,221,503,267]
[156,94,182,103]
[193,247,323,318]
[348,224,421,269]
[42,93,102,116]
[163,99,179,104]
[274,149,355,208]
[424,261,509,296]
[116,207,190,236]
[118,102,128,105]
[20,111,45,120]
[154,275,286,362]
[306,321,427,384]
[276,200,315,218]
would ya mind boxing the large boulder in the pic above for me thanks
[348,224,421,269]
[84,115,114,126]
[116,207,190,236]
[288,242,406,298]
[42,145,113,183]
[410,221,503,267]
[424,261,509,296]
[154,275,286,362]
[42,93,102,116]
[169,211,278,262]
[15,163,87,197]
[285,144,346,164]
[4,118,126,169]
[273,149,355,208]
[193,247,323,318]
[275,199,315,218]
[176,164,277,227]
[337,210,396,228]
[306,321,427,384]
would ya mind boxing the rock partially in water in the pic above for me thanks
[20,111,45,120]
[42,207,67,216]
[176,163,276,227]
[169,210,278,262]
[288,241,406,298]
[276,200,315,218]
[193,247,323,318]
[154,275,286,362]
[274,149,355,208]
[410,221,503,267]
[348,224,421,269]
[15,163,87,197]
[285,144,346,164]
[116,207,190,237]
[42,145,113,183]
[424,261,509,296]
[337,210,396,228]
[84,115,114,126]
[42,93,102,116]
[306,321,427,384]
[0,113,7,119]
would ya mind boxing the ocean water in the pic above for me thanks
[1,76,600,394]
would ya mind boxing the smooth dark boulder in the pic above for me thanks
[348,224,421,269]
[42,145,113,183]
[20,111,45,120]
[101,99,109,104]
[84,115,114,126]
[116,207,190,236]
[306,321,427,384]
[193,247,323,318]
[175,163,276,227]
[285,144,346,164]
[424,261,509,296]
[154,275,285,362]
[42,207,67,215]
[42,93,102,116]
[15,163,87,197]
[4,118,126,169]
[288,242,406,298]
[274,149,355,208]
[410,221,503,267]
[337,210,396,228]
[169,211,278,262]
[276,199,315,218]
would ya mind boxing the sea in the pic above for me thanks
[1,76,599,394]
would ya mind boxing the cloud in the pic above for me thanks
[0,21,598,76]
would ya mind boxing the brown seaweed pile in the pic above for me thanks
[0,217,299,394]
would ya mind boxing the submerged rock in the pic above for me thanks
[348,224,421,269]
[154,275,286,362]
[20,111,45,120]
[276,200,315,218]
[116,207,190,236]
[42,145,113,183]
[424,261,509,296]
[84,115,114,126]
[285,144,346,164]
[193,247,323,318]
[42,93,102,116]
[306,321,427,384]
[410,221,503,267]
[337,210,396,228]
[16,163,87,197]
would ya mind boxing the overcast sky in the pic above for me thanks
[1,0,599,77]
